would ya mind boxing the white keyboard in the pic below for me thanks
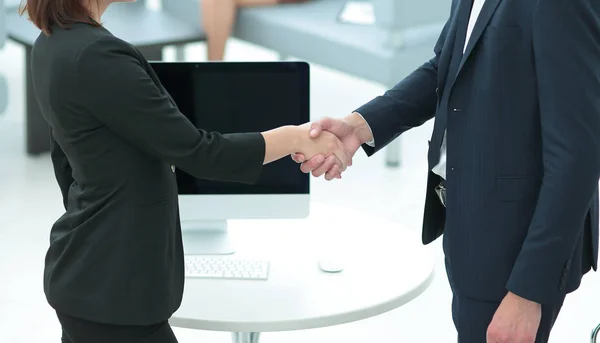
[184,256,270,280]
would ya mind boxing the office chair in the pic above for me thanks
[592,323,600,343]
[0,0,8,116]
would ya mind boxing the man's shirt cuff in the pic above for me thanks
[355,112,375,147]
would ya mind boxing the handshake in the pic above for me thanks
[290,112,373,180]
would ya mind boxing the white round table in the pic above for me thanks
[170,203,435,343]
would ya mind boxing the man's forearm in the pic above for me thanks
[353,59,439,156]
[346,14,451,155]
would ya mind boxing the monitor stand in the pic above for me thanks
[181,220,235,255]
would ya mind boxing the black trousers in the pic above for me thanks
[57,312,179,343]
[451,293,564,343]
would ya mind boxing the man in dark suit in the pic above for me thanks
[293,0,600,341]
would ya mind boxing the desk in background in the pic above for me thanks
[171,203,435,343]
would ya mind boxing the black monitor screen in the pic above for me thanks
[150,62,310,195]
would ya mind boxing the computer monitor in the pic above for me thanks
[149,61,310,255]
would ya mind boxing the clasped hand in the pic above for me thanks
[293,116,365,180]
[294,122,352,175]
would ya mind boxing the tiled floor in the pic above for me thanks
[0,35,598,343]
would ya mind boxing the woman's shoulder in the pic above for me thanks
[69,28,145,76]
[34,23,139,66]
[76,27,137,58]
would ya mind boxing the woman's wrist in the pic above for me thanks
[290,124,308,153]
[261,125,304,164]
[271,125,305,155]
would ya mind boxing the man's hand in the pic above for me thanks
[294,123,350,171]
[486,292,542,343]
[291,113,373,180]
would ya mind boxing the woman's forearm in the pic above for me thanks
[261,125,350,169]
[261,125,302,164]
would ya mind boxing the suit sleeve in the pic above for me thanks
[75,36,265,184]
[506,0,600,305]
[50,129,74,210]
[356,15,452,156]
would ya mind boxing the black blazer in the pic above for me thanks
[358,0,599,305]
[31,23,266,325]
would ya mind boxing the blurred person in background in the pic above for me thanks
[201,0,310,61]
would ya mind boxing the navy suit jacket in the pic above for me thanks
[357,0,600,305]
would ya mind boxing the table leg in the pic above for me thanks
[24,45,50,155]
[385,139,400,167]
[231,332,260,343]
[174,45,186,61]
[0,73,8,116]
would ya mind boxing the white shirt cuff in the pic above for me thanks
[354,112,375,147]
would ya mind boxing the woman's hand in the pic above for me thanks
[295,124,351,173]
[260,124,350,170]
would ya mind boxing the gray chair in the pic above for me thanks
[5,0,206,154]
[169,0,448,167]
[593,323,600,343]
[0,0,8,116]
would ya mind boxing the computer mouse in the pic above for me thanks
[318,258,343,273]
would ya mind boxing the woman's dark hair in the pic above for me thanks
[19,0,100,35]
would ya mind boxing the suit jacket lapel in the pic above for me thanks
[428,0,472,166]
[456,0,502,75]
[436,2,464,94]
[443,0,472,95]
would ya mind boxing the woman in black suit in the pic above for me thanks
[22,0,349,342]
